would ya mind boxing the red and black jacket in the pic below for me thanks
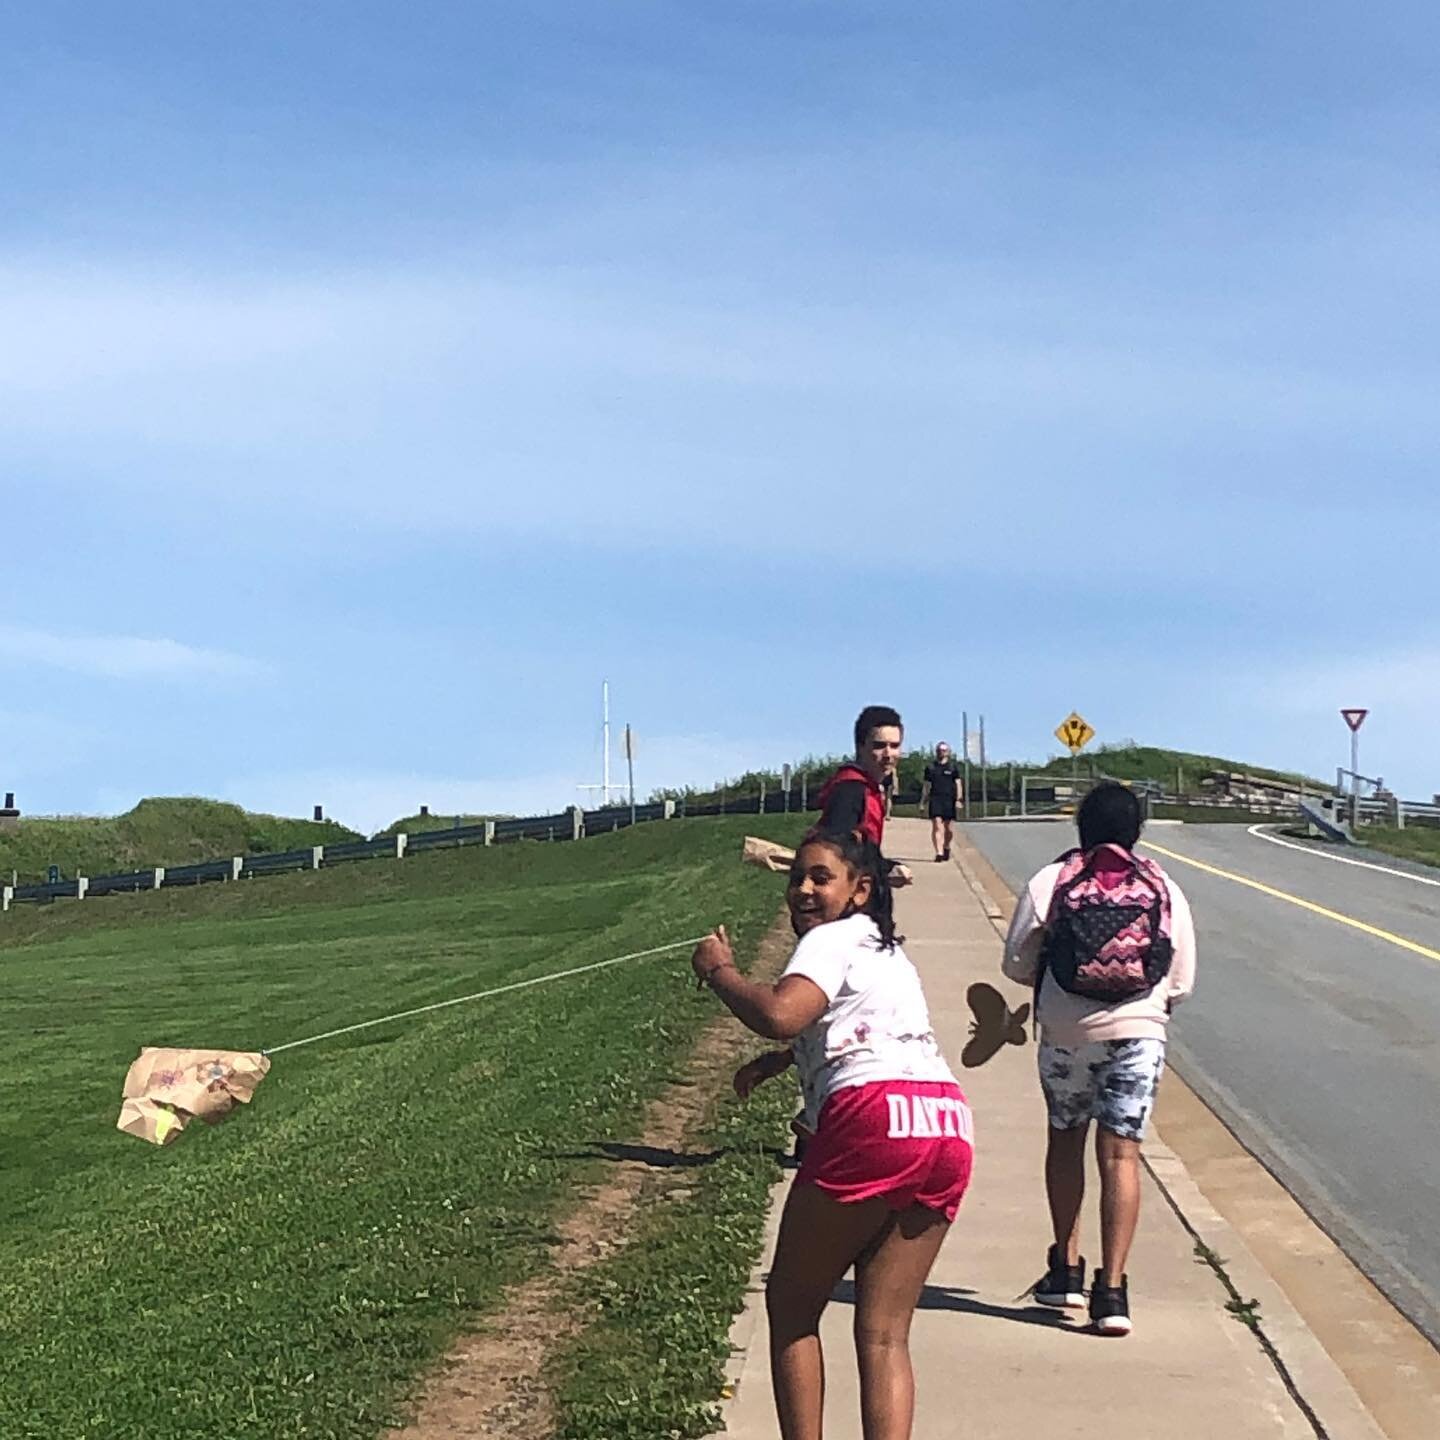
[816,763,886,848]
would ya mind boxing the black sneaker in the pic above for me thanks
[1089,1272,1132,1335]
[934,853,946,863]
[942,847,952,861]
[1032,1245,1086,1308]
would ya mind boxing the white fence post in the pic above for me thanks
[77,876,89,900]
[664,799,676,820]
[396,833,408,859]
[153,867,164,889]
[2,884,11,913]
[484,820,496,846]
[311,846,323,870]
[571,806,584,841]
[231,857,244,882]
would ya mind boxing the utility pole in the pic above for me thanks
[602,680,612,807]
[962,711,971,820]
[625,724,636,825]
[979,714,988,819]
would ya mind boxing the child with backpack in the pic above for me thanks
[693,828,972,1440]
[1001,782,1196,1336]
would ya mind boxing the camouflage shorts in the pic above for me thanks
[1038,1038,1167,1141]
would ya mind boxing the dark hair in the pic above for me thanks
[1077,781,1143,851]
[854,705,903,752]
[795,827,899,951]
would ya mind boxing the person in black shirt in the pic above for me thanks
[920,741,963,862]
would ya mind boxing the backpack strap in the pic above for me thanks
[1034,849,1087,1038]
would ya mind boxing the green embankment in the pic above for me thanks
[1355,825,1440,870]
[664,743,1322,807]
[0,797,360,885]
[0,814,805,1439]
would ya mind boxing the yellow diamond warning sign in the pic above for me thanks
[1054,712,1095,755]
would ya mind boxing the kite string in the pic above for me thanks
[262,934,711,1057]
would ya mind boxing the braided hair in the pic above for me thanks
[799,826,900,951]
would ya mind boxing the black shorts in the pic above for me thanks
[928,800,958,821]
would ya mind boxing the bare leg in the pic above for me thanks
[1045,1124,1088,1264]
[852,1205,951,1440]
[1096,1129,1142,1283]
[767,1185,893,1440]
[930,816,943,856]
[942,819,954,853]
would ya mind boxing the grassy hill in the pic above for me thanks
[0,797,360,885]
[660,742,1324,806]
[0,814,806,1439]
[378,810,514,837]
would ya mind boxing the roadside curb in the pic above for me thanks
[1143,1131,1385,1440]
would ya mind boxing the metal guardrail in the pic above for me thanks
[320,837,401,863]
[404,823,492,852]
[157,859,236,886]
[7,773,1435,917]
[0,800,689,914]
[86,869,162,897]
[241,848,319,877]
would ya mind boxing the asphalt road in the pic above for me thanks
[959,819,1440,1346]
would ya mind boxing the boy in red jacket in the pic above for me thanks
[816,706,912,888]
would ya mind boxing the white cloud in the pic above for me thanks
[2,249,1434,558]
[0,624,261,681]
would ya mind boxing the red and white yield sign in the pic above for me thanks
[1341,708,1369,732]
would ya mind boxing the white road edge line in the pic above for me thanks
[1247,824,1440,889]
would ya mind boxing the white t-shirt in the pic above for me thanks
[782,913,956,1127]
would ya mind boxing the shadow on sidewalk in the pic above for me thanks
[961,982,1031,1068]
[828,1278,1074,1331]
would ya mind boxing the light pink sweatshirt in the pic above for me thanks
[1001,850,1197,1047]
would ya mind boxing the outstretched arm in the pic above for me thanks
[692,928,828,1041]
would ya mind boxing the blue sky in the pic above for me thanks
[3,3,1437,831]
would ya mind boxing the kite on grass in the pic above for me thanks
[117,1048,270,1146]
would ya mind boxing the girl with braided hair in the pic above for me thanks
[691,828,971,1440]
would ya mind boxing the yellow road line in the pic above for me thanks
[1139,838,1440,965]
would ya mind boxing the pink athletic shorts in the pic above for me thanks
[796,1079,974,1221]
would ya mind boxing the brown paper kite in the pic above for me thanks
[116,1047,271,1146]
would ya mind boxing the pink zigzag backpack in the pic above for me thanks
[1039,845,1174,1002]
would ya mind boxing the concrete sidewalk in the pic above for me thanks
[717,818,1384,1439]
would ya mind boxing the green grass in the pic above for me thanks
[662,743,1323,808]
[378,811,514,837]
[1356,825,1440,870]
[0,814,808,1439]
[0,796,360,885]
[553,1078,795,1440]
[1149,804,1293,825]
[1013,742,1319,791]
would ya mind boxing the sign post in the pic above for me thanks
[1054,711,1096,781]
[961,711,971,820]
[1341,708,1368,829]
[782,763,792,813]
[977,715,988,819]
[624,725,637,826]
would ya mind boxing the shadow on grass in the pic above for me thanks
[553,1141,727,1169]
